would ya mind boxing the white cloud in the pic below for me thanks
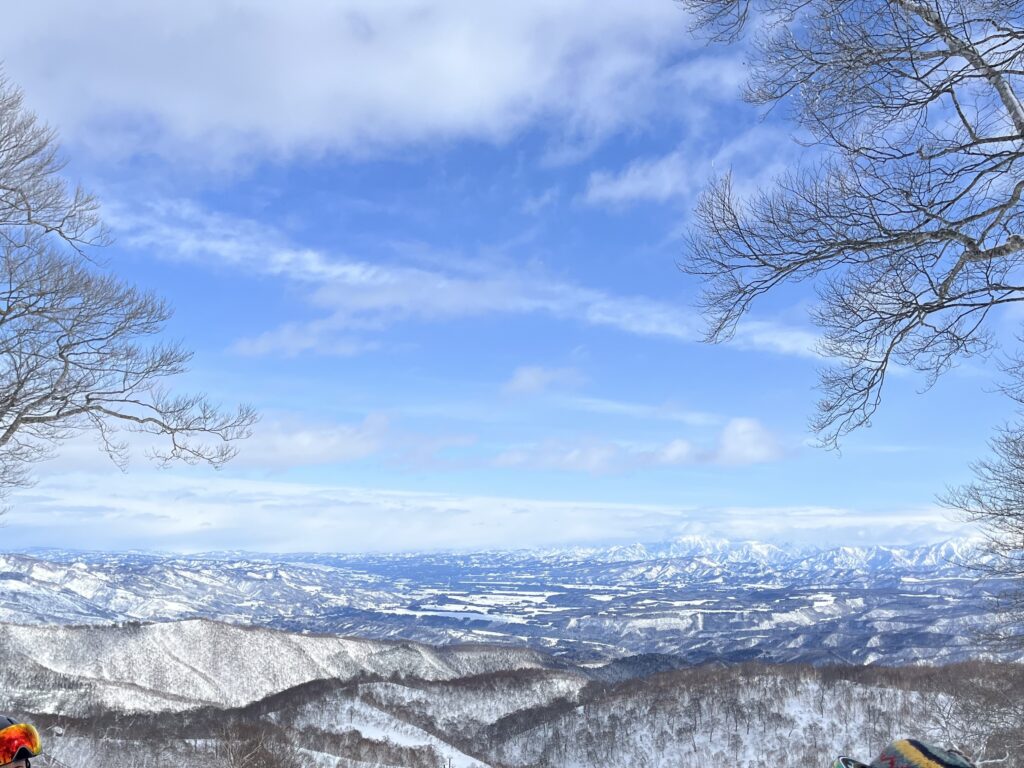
[655,439,698,465]
[667,54,749,102]
[4,472,974,552]
[112,199,818,359]
[114,200,691,346]
[495,440,623,474]
[521,187,560,216]
[495,417,783,474]
[581,295,696,339]
[8,472,691,552]
[32,414,393,474]
[232,324,378,358]
[0,1,691,164]
[584,123,797,207]
[585,149,696,206]
[504,366,584,395]
[557,396,720,427]
[233,415,390,469]
[732,320,820,358]
[715,417,782,465]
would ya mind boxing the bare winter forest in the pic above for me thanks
[15,660,1024,768]
[0,621,1019,768]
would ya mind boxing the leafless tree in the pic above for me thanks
[682,0,1024,444]
[0,74,255,497]
[679,0,1024,643]
[214,726,303,768]
[944,402,1024,648]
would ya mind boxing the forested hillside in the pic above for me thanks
[1,620,1019,768]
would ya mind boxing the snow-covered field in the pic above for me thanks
[0,538,1007,665]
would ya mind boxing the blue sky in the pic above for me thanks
[0,0,1003,552]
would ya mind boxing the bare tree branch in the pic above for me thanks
[0,74,256,502]
[681,0,1024,445]
[679,0,1024,648]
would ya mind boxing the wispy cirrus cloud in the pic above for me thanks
[113,199,819,359]
[585,148,700,206]
[231,325,378,359]
[521,187,561,216]
[730,320,820,358]
[554,395,720,427]
[503,366,586,395]
[584,123,798,207]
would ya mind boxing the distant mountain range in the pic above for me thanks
[0,537,1010,664]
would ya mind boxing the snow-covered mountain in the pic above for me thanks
[0,619,1018,768]
[0,619,562,714]
[0,537,1003,665]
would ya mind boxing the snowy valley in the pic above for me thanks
[0,538,1005,664]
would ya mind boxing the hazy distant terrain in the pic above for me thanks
[0,620,1018,768]
[0,538,1007,664]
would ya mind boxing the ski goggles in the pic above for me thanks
[0,722,41,765]
[832,758,869,768]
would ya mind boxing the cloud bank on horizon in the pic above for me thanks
[0,1,1000,552]
[4,471,973,553]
